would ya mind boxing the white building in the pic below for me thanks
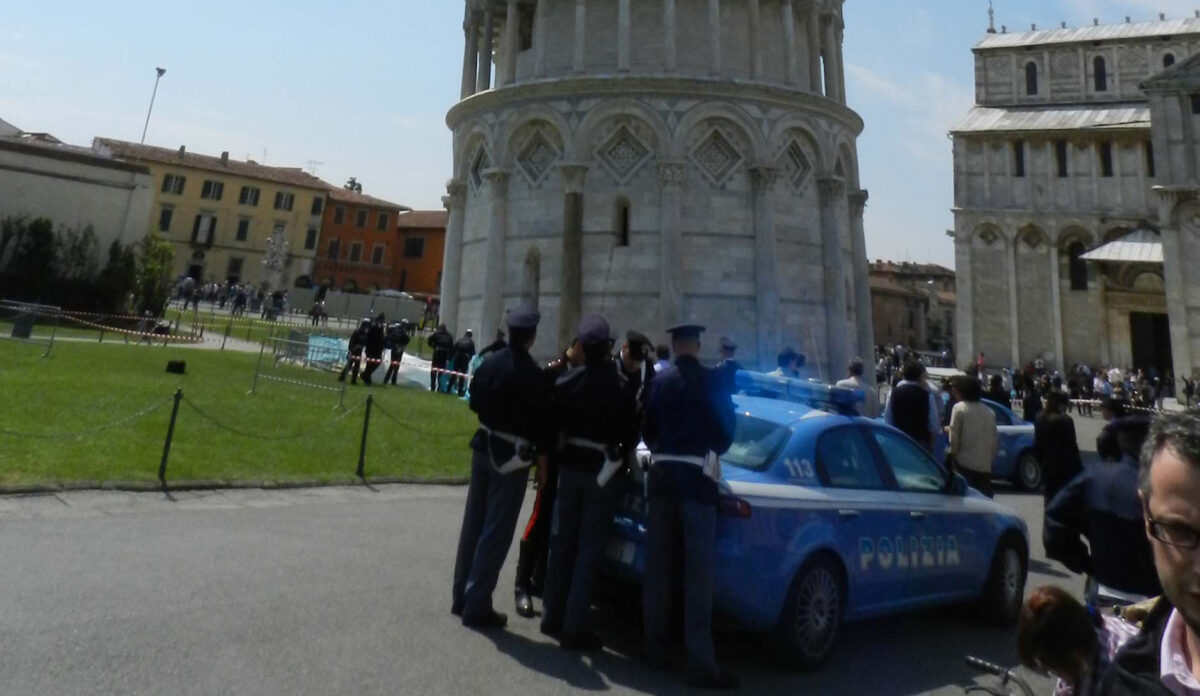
[439,0,873,375]
[0,119,154,251]
[950,13,1200,380]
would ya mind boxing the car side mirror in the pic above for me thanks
[946,473,968,496]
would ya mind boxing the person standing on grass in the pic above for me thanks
[384,320,411,386]
[360,314,386,386]
[946,375,998,497]
[1035,391,1083,505]
[338,319,370,385]
[452,306,553,630]
[451,330,476,397]
[427,324,454,393]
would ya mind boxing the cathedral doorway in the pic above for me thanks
[1130,312,1173,378]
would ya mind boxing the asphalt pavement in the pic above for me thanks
[0,415,1115,696]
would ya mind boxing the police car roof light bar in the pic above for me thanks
[733,370,865,416]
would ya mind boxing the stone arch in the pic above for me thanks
[1016,224,1048,250]
[573,98,670,160]
[834,138,860,188]
[668,102,766,163]
[1129,270,1166,293]
[1056,224,1095,249]
[1059,226,1092,292]
[680,115,757,187]
[772,126,822,192]
[498,105,573,165]
[457,127,495,186]
[503,117,567,186]
[293,274,313,289]
[767,116,829,174]
[970,222,1006,247]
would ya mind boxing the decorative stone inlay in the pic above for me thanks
[986,56,1009,73]
[1118,45,1147,72]
[658,162,687,190]
[596,126,651,183]
[690,129,744,186]
[781,140,814,191]
[469,146,491,190]
[516,130,559,185]
[1053,51,1077,74]
[978,228,1000,246]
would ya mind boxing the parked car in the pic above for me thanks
[933,399,1041,490]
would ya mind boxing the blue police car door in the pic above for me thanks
[813,425,914,612]
[868,426,985,601]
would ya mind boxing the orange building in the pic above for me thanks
[393,210,447,297]
[315,188,409,293]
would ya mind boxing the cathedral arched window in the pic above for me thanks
[1094,56,1108,92]
[1164,53,1176,68]
[1067,241,1088,291]
[1025,62,1039,96]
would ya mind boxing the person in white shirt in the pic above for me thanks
[836,358,878,418]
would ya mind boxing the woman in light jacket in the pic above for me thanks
[947,376,998,497]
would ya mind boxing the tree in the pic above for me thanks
[344,177,363,193]
[133,233,175,315]
[56,225,99,282]
[97,241,137,313]
[6,217,58,300]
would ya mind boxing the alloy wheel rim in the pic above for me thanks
[795,567,839,656]
[1000,548,1022,607]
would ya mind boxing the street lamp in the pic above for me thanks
[140,67,167,145]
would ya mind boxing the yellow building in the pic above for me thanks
[94,138,333,289]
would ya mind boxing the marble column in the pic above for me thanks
[559,163,588,348]
[1049,244,1064,371]
[822,14,842,103]
[780,0,796,85]
[504,0,520,86]
[478,0,495,92]
[806,0,821,93]
[439,179,468,333]
[834,22,846,103]
[751,166,782,370]
[1158,189,1196,382]
[748,0,762,80]
[954,235,974,369]
[618,0,631,73]
[574,0,587,73]
[849,189,876,387]
[819,177,849,376]
[534,0,547,77]
[1006,233,1020,368]
[462,9,480,99]
[659,163,687,332]
[708,0,721,77]
[664,0,677,73]
[480,169,510,338]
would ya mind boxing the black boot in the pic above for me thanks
[513,539,537,618]
[514,587,535,619]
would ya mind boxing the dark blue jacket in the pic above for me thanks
[468,346,554,456]
[643,355,736,503]
[1043,458,1162,597]
[555,358,639,471]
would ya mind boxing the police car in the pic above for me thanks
[933,399,1041,490]
[605,372,1030,670]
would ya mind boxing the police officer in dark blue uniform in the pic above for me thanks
[451,306,553,630]
[539,316,639,649]
[642,324,739,689]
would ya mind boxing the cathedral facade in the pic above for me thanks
[439,0,872,375]
[952,13,1200,381]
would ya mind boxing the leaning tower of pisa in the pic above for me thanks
[439,0,872,375]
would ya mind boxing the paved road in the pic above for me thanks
[0,414,1119,695]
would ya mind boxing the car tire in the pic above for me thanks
[773,554,845,670]
[1014,451,1042,491]
[976,537,1026,626]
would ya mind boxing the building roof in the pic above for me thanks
[94,138,335,192]
[869,278,924,299]
[0,136,150,176]
[396,210,448,230]
[975,15,1200,50]
[327,186,410,212]
[1080,229,1163,263]
[1142,50,1200,90]
[869,260,955,278]
[951,103,1150,134]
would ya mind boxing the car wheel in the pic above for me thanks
[977,537,1026,626]
[1014,451,1042,491]
[774,554,845,670]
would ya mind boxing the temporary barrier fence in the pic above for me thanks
[0,300,61,357]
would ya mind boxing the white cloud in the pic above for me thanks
[848,62,974,164]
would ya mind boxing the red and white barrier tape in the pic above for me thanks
[62,314,204,343]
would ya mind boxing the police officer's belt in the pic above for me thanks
[564,437,624,487]
[482,426,534,474]
[649,454,707,467]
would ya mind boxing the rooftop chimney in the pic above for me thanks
[1001,25,1007,33]
[1160,12,1167,20]
[1093,18,1100,26]
[178,145,185,159]
[1031,23,1037,30]
[221,151,229,165]
[1126,16,1132,23]
[1061,21,1067,28]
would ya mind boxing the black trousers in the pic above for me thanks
[361,351,383,382]
[385,351,402,385]
[515,457,559,595]
[339,351,363,382]
[431,351,448,392]
[960,468,994,498]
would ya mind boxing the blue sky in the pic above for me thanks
[2,0,1195,267]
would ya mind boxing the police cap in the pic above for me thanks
[719,336,737,351]
[626,329,652,353]
[666,324,705,340]
[505,305,541,329]
[576,315,611,346]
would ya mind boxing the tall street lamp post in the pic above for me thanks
[140,67,167,145]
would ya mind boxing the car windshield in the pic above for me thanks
[722,414,792,471]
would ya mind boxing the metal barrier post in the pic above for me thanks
[221,315,233,351]
[159,388,183,489]
[44,309,58,358]
[357,394,373,479]
[338,371,348,409]
[249,339,267,394]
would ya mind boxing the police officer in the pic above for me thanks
[715,336,741,395]
[427,323,454,392]
[360,313,386,386]
[451,306,552,630]
[618,330,656,411]
[452,330,477,397]
[642,324,739,689]
[539,316,638,649]
[383,320,411,386]
[338,319,370,385]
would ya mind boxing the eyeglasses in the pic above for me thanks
[1146,516,1200,549]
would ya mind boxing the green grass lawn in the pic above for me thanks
[0,340,477,487]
